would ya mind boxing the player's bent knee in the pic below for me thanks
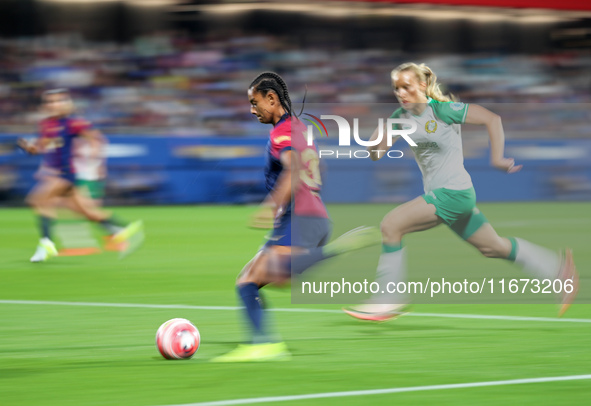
[380,219,404,242]
[236,253,270,286]
[236,268,261,286]
[236,262,258,285]
[477,246,495,258]
[237,248,290,287]
[25,191,43,207]
[477,245,505,259]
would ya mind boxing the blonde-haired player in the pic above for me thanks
[344,63,578,320]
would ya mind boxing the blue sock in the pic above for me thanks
[237,283,266,342]
[39,216,52,239]
[289,248,328,275]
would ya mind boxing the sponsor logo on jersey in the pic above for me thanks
[415,141,439,149]
[425,120,438,134]
[273,135,291,144]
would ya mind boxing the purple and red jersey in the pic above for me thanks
[39,116,92,178]
[265,115,328,219]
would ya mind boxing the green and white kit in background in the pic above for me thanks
[365,99,567,307]
[74,141,105,200]
[390,98,486,239]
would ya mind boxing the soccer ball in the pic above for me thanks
[156,318,200,360]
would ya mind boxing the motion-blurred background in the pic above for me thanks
[1,4,591,405]
[0,0,590,206]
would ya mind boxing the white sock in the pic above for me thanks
[515,238,561,280]
[370,247,407,304]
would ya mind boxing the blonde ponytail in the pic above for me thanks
[391,62,456,102]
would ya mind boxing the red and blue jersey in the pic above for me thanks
[39,116,92,178]
[265,115,328,219]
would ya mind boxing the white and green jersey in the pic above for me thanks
[391,98,472,193]
[73,138,105,181]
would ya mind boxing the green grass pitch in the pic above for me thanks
[1,203,590,406]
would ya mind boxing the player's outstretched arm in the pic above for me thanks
[17,137,46,155]
[465,104,522,174]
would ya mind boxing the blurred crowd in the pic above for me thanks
[1,32,590,138]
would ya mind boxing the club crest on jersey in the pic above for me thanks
[425,120,437,134]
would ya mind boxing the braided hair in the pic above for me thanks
[249,72,293,116]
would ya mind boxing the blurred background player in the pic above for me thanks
[17,89,144,262]
[73,122,107,204]
[213,72,379,363]
[54,124,107,256]
[344,63,579,321]
[55,126,126,254]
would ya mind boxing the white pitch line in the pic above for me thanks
[1,299,591,324]
[157,374,591,406]
[0,300,243,311]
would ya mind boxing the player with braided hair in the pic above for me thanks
[248,71,294,116]
[213,72,379,362]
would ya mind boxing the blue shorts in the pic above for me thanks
[264,213,331,249]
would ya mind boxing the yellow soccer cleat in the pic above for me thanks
[40,238,58,257]
[211,342,291,363]
[112,220,144,259]
[30,238,58,263]
[112,220,143,243]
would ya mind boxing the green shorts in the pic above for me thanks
[76,180,105,200]
[422,187,488,240]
